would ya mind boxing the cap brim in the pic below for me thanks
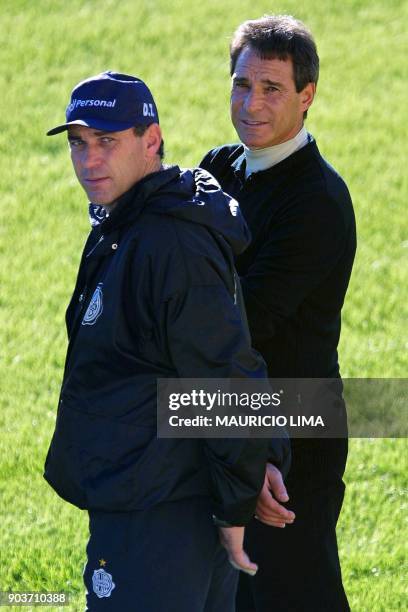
[46,118,137,136]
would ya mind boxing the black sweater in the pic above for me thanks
[200,139,356,378]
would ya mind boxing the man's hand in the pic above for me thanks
[218,526,258,576]
[255,463,295,528]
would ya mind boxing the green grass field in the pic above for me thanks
[0,0,407,610]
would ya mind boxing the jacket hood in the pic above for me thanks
[149,168,251,255]
[89,166,251,256]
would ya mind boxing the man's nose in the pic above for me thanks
[243,90,263,114]
[80,145,102,168]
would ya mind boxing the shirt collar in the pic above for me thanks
[244,127,310,178]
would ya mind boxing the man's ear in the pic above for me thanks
[300,82,316,112]
[144,123,162,158]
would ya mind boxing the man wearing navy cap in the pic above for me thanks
[44,71,290,611]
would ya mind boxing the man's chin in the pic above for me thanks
[84,190,114,207]
[242,139,269,150]
[238,132,270,150]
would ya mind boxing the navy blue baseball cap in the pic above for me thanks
[47,71,159,136]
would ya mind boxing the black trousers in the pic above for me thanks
[237,438,350,612]
[84,497,238,612]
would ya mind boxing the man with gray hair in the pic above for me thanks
[201,14,356,612]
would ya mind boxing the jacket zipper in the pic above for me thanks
[86,234,104,257]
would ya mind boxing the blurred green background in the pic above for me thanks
[0,1,407,610]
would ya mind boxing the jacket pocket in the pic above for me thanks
[45,400,156,511]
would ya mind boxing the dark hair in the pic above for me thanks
[133,124,164,159]
[230,15,319,112]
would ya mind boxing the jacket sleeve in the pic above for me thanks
[240,192,350,343]
[165,278,290,525]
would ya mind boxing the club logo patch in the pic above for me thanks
[82,284,103,326]
[92,568,115,598]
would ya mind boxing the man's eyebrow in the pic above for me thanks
[92,130,115,136]
[67,130,115,139]
[232,76,282,87]
[261,79,282,87]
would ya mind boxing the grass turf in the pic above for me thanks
[0,1,407,610]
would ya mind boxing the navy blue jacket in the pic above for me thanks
[44,165,290,525]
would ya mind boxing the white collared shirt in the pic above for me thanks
[244,127,310,178]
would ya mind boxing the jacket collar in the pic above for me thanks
[88,165,181,233]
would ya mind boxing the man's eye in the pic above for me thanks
[235,82,249,89]
[100,137,114,143]
[69,140,83,147]
[266,86,278,92]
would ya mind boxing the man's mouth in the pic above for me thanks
[84,177,110,185]
[241,120,267,126]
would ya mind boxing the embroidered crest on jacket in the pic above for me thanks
[92,568,116,598]
[82,283,103,326]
